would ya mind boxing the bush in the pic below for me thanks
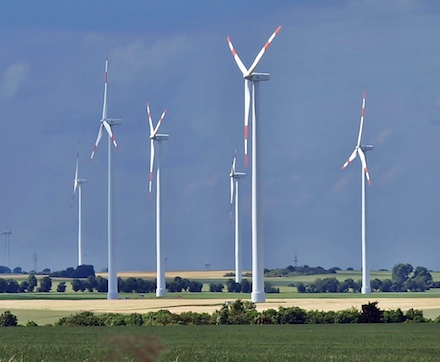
[382,308,406,323]
[56,311,104,326]
[334,308,360,324]
[276,307,307,324]
[405,308,426,323]
[0,311,18,326]
[254,309,278,325]
[143,310,179,326]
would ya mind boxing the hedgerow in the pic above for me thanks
[2,300,437,328]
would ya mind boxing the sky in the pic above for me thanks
[1,0,440,273]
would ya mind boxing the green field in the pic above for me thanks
[0,324,440,361]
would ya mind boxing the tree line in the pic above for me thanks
[1,300,437,327]
[295,263,438,293]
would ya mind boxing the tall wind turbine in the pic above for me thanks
[89,54,122,300]
[230,150,246,283]
[341,91,373,295]
[147,102,168,298]
[73,152,87,266]
[227,26,281,303]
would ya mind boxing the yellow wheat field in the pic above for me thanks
[2,298,440,316]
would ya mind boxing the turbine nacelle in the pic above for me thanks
[104,118,123,126]
[231,171,246,178]
[361,144,373,152]
[246,73,270,82]
[151,133,169,141]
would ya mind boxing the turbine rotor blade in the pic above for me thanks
[247,26,282,76]
[356,91,367,147]
[147,102,154,135]
[358,148,372,185]
[103,120,118,148]
[230,175,234,206]
[90,124,104,161]
[341,149,358,170]
[149,139,155,193]
[153,109,167,137]
[226,36,248,76]
[102,56,109,120]
[73,153,79,196]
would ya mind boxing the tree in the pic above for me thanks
[38,276,52,292]
[57,282,67,292]
[370,278,382,291]
[86,275,97,292]
[296,282,306,293]
[209,283,224,292]
[0,278,7,292]
[12,267,22,274]
[241,279,252,293]
[188,281,203,292]
[27,274,38,291]
[0,311,18,326]
[71,279,86,292]
[95,276,108,292]
[379,279,393,292]
[72,265,95,278]
[19,281,29,293]
[359,301,383,323]
[0,266,11,273]
[392,263,413,286]
[5,279,19,293]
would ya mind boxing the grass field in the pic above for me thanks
[0,324,440,361]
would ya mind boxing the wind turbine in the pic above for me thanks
[147,102,168,297]
[89,54,122,300]
[1,231,12,270]
[73,152,87,266]
[227,26,281,303]
[341,91,373,295]
[230,150,246,283]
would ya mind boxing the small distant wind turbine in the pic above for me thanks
[227,26,281,303]
[89,54,122,300]
[230,150,245,283]
[147,102,168,298]
[341,91,373,295]
[73,152,87,266]
[1,231,12,270]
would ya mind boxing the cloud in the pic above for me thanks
[0,62,30,98]
[110,36,192,85]
[374,126,394,145]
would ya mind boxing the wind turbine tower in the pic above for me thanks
[73,152,87,266]
[230,150,245,283]
[89,54,122,300]
[1,231,12,269]
[147,103,169,297]
[341,91,373,295]
[227,26,282,303]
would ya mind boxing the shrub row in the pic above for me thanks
[3,300,439,327]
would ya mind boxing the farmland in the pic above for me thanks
[0,270,440,360]
[1,269,440,325]
[0,324,440,361]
